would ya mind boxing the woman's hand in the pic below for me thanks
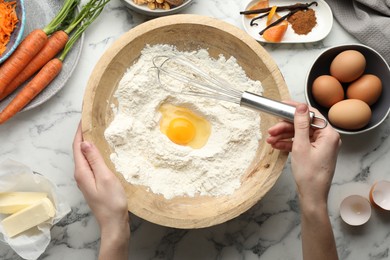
[73,123,130,260]
[266,103,340,260]
[266,102,341,207]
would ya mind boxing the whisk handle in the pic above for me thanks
[240,92,327,129]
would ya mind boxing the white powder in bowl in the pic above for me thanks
[104,44,263,199]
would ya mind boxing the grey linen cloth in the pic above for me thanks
[325,0,390,64]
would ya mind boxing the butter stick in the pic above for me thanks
[2,198,56,238]
[0,192,48,214]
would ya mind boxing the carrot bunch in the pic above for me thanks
[0,0,111,124]
[0,0,79,97]
[0,0,18,55]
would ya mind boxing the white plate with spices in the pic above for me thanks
[241,0,333,43]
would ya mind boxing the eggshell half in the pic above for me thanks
[340,195,371,226]
[369,180,390,211]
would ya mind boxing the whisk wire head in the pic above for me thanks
[152,55,243,104]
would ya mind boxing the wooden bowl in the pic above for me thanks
[82,14,289,229]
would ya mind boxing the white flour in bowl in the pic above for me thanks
[104,44,263,199]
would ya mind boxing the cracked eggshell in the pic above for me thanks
[340,195,371,226]
[369,180,390,211]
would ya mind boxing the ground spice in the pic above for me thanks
[287,8,317,35]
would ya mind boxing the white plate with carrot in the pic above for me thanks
[241,0,333,43]
[0,0,84,117]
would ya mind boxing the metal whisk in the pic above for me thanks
[152,55,327,129]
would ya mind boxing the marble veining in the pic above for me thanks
[1,0,390,259]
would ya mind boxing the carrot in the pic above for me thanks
[0,31,68,100]
[0,30,47,94]
[0,0,108,101]
[0,0,79,96]
[0,59,62,123]
[0,0,18,56]
[0,0,110,124]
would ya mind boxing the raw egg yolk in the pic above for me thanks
[159,104,211,149]
[166,118,196,145]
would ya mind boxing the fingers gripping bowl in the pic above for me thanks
[81,14,289,228]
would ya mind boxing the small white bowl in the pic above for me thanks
[121,0,194,17]
[340,195,371,226]
[369,180,390,211]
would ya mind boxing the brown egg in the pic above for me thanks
[346,74,382,105]
[330,50,366,83]
[328,99,371,130]
[312,75,344,108]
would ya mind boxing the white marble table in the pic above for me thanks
[1,0,390,259]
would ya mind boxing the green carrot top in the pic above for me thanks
[43,0,80,35]
[59,0,111,61]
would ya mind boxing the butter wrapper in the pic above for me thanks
[0,159,71,260]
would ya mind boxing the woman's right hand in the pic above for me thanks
[266,103,341,208]
[266,103,340,260]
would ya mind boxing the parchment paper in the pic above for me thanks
[0,159,71,260]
